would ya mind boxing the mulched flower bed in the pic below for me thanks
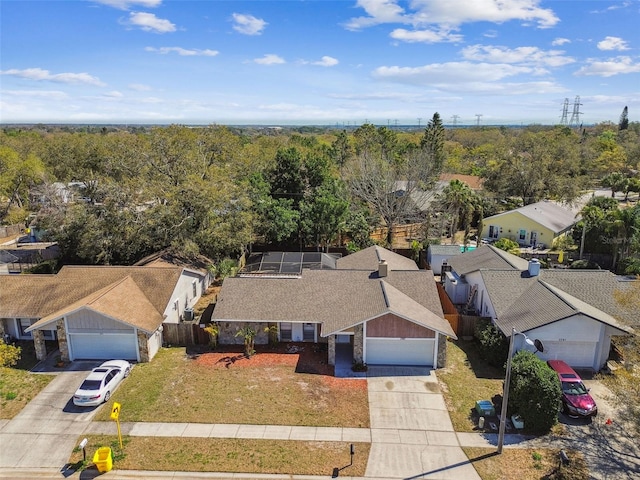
[192,343,367,391]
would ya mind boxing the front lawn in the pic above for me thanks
[94,346,370,428]
[438,339,504,432]
[0,341,55,419]
[69,435,369,476]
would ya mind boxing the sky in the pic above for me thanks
[1,0,639,126]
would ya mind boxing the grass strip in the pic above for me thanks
[70,435,370,476]
[0,367,54,419]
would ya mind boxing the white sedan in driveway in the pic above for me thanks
[73,360,132,407]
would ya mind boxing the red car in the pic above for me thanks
[547,360,597,418]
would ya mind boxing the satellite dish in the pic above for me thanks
[534,339,544,353]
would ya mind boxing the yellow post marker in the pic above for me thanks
[111,402,123,449]
[558,250,564,264]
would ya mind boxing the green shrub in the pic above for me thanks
[508,350,562,433]
[493,238,520,255]
[474,318,509,369]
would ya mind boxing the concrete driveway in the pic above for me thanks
[365,366,480,479]
[0,362,103,469]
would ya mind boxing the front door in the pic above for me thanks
[530,231,538,246]
[291,323,303,341]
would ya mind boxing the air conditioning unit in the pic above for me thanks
[183,307,194,322]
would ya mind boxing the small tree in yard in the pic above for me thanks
[0,340,21,367]
[474,318,509,369]
[203,323,219,349]
[235,326,256,357]
[508,350,562,433]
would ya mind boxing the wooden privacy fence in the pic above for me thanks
[436,283,480,338]
[163,322,209,346]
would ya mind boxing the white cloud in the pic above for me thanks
[312,56,339,67]
[102,90,124,98]
[232,13,267,35]
[346,0,559,30]
[461,45,575,67]
[390,28,463,43]
[93,0,161,9]
[145,46,219,56]
[127,12,176,33]
[372,61,540,85]
[3,90,68,100]
[128,83,152,91]
[597,36,630,51]
[254,54,285,65]
[552,37,570,46]
[0,68,106,86]
[574,56,640,77]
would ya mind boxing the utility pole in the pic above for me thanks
[569,96,582,128]
[451,115,460,127]
[560,98,569,125]
[475,114,483,127]
[417,117,422,128]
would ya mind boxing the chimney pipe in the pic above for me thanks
[378,260,388,277]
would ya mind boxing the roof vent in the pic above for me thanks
[528,258,541,277]
[378,260,388,277]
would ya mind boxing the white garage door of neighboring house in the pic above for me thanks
[539,341,596,368]
[69,333,138,361]
[366,338,434,366]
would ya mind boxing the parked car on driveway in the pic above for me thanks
[547,359,597,418]
[73,360,131,407]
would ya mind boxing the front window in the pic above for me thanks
[519,229,527,241]
[18,318,32,338]
[280,323,292,341]
[303,323,315,341]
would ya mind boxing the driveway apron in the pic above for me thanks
[365,366,480,479]
[0,367,101,469]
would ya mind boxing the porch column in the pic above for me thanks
[33,330,47,361]
[56,319,70,362]
[437,333,447,368]
[137,330,148,363]
[328,335,336,366]
[353,324,364,364]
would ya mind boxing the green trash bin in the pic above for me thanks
[93,446,113,473]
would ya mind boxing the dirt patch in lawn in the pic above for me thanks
[70,435,370,476]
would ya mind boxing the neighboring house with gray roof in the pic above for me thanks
[0,262,212,364]
[213,246,457,370]
[443,245,635,371]
[481,200,577,248]
[426,244,463,275]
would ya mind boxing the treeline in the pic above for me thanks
[1,117,639,269]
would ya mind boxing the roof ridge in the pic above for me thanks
[379,280,390,308]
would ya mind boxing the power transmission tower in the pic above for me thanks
[560,98,569,125]
[475,114,483,127]
[569,96,582,128]
[394,119,398,129]
[451,115,460,127]
[417,118,422,127]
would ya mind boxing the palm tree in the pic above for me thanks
[578,204,605,260]
[438,180,474,244]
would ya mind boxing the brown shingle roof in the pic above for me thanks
[0,266,184,330]
[439,174,484,190]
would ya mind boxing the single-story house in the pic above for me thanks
[212,246,457,369]
[481,200,576,248]
[443,245,635,371]
[0,257,212,363]
[426,244,464,275]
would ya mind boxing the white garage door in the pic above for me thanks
[366,338,434,366]
[539,341,596,368]
[69,333,138,361]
